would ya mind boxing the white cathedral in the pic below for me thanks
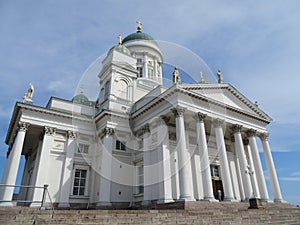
[0,22,284,208]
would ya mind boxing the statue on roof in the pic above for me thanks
[217,70,223,84]
[118,34,122,45]
[199,71,205,83]
[23,83,34,104]
[136,20,142,31]
[172,67,181,84]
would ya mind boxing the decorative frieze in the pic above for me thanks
[231,124,243,133]
[18,122,30,132]
[44,126,56,136]
[171,106,186,117]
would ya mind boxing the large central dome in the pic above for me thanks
[122,31,154,43]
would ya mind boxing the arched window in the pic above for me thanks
[117,80,128,99]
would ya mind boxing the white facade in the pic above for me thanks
[0,26,284,208]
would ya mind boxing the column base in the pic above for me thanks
[274,198,286,203]
[96,201,112,207]
[179,194,195,202]
[202,197,218,202]
[58,202,70,208]
[223,196,236,202]
[30,202,42,208]
[260,198,271,203]
[142,200,152,206]
[0,202,13,207]
[157,198,174,204]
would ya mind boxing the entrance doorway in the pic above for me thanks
[212,179,224,201]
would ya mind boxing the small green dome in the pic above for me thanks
[72,93,89,104]
[123,31,154,43]
[110,44,131,56]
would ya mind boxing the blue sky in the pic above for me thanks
[0,0,300,205]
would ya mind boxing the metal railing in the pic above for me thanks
[0,184,57,225]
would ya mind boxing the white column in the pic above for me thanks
[157,117,174,204]
[0,122,29,206]
[172,107,194,201]
[246,129,269,201]
[195,113,216,201]
[58,131,77,208]
[142,124,152,205]
[97,127,114,207]
[260,133,284,202]
[213,119,235,201]
[244,141,260,199]
[143,54,148,78]
[30,126,55,207]
[231,124,253,200]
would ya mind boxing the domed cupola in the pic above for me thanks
[122,22,154,44]
[72,90,89,104]
[108,35,131,56]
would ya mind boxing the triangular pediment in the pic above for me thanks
[180,83,272,122]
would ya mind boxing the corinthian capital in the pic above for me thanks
[67,130,77,139]
[44,126,56,136]
[103,127,114,136]
[213,118,224,128]
[18,122,30,132]
[260,132,269,141]
[231,124,243,133]
[246,129,257,137]
[194,112,207,122]
[171,106,186,117]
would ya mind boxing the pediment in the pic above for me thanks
[180,84,272,122]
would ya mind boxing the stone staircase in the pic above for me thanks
[0,202,299,225]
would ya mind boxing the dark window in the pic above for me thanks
[137,67,143,77]
[116,140,126,151]
[73,169,87,196]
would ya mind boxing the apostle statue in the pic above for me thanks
[23,83,34,103]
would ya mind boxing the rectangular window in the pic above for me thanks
[116,140,126,151]
[77,143,89,154]
[137,67,143,77]
[137,58,142,63]
[72,169,87,196]
[148,68,153,78]
[210,165,220,178]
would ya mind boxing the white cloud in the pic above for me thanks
[280,171,300,182]
[47,81,65,91]
[281,177,300,182]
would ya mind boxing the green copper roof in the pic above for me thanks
[72,93,89,104]
[110,44,131,56]
[122,31,154,43]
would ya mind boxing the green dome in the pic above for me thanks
[123,31,154,43]
[110,44,131,56]
[72,93,89,104]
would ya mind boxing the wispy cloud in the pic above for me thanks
[280,171,300,182]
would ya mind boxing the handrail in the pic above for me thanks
[0,183,57,225]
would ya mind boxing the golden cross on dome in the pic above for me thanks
[136,20,142,31]
[118,34,122,45]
